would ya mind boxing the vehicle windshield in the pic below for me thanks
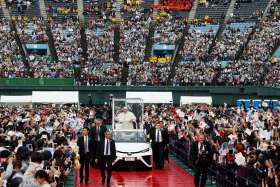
[113,131,146,143]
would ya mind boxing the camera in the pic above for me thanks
[0,167,5,174]
[26,144,33,151]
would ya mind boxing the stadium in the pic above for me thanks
[0,0,280,186]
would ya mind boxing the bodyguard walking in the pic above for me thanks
[95,130,116,186]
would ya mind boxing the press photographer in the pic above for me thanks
[190,133,213,187]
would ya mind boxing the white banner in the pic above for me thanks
[0,95,32,103]
[180,96,212,105]
[32,91,79,104]
[126,92,173,104]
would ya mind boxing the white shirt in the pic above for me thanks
[104,139,111,155]
[41,184,51,187]
[96,126,100,141]
[198,142,205,152]
[84,136,89,153]
[155,129,162,143]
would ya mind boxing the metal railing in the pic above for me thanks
[170,136,261,187]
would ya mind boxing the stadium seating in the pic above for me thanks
[196,0,230,22]
[46,0,78,19]
[0,0,277,87]
[233,0,270,21]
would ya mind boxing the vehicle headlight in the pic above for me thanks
[140,148,150,153]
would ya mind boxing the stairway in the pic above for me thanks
[188,0,199,22]
[10,21,29,72]
[113,0,122,19]
[233,0,270,21]
[77,0,85,23]
[113,24,120,64]
[121,61,129,85]
[144,21,155,62]
[234,0,275,61]
[143,0,154,10]
[152,0,159,19]
[80,26,88,61]
[207,0,237,55]
[39,0,59,62]
[1,0,11,19]
[167,24,190,85]
[207,19,225,55]
[267,39,280,62]
[39,0,47,20]
[224,0,237,23]
[263,0,275,19]
[196,1,229,21]
[45,24,59,62]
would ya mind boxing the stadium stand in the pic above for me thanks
[1,1,280,187]
[0,0,278,87]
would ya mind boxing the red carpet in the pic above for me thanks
[78,159,194,187]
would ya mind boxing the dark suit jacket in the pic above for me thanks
[90,125,107,142]
[150,127,169,146]
[143,122,153,135]
[77,135,94,157]
[190,141,213,167]
[96,139,116,160]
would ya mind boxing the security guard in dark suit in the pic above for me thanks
[77,127,94,184]
[95,130,116,186]
[190,134,213,187]
[150,122,169,169]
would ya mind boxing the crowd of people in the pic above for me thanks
[46,0,78,18]
[182,26,215,62]
[119,7,150,65]
[0,103,113,187]
[154,14,184,44]
[171,1,280,87]
[140,103,280,187]
[0,105,79,187]
[175,104,280,186]
[0,99,279,187]
[77,18,122,86]
[211,23,254,61]
[215,2,280,87]
[17,18,48,44]
[6,0,34,14]
[173,61,218,86]
[0,0,280,87]
[51,18,81,64]
[127,11,184,86]
[0,19,27,78]
[15,18,70,78]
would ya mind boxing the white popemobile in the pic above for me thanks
[111,98,153,168]
[112,129,153,168]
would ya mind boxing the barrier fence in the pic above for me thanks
[0,78,75,86]
[0,85,279,106]
[169,136,262,187]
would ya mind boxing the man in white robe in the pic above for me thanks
[115,107,136,129]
